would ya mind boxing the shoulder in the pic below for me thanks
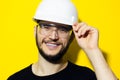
[7,64,32,80]
[67,61,97,79]
[68,61,94,72]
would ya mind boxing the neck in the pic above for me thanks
[32,54,68,76]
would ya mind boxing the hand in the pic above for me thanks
[72,22,99,51]
[72,22,118,80]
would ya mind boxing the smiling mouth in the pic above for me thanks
[45,42,61,50]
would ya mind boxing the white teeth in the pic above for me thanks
[46,43,57,47]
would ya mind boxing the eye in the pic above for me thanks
[57,25,72,32]
[59,27,69,32]
[40,23,51,29]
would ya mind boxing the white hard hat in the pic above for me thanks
[34,0,78,25]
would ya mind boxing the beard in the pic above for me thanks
[36,33,71,64]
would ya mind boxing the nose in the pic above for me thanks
[49,30,59,41]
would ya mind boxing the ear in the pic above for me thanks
[69,31,75,43]
[34,25,38,37]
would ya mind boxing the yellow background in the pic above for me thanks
[0,0,120,79]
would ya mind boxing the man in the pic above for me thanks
[8,0,118,80]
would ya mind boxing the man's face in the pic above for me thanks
[35,20,73,63]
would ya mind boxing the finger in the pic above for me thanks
[81,26,91,36]
[77,23,88,37]
[85,27,97,35]
[72,22,79,32]
[73,22,86,32]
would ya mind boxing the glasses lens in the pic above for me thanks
[37,21,72,37]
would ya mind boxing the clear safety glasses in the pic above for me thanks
[37,21,73,38]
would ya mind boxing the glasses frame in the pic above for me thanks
[35,20,73,38]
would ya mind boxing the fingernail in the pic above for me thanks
[73,22,78,26]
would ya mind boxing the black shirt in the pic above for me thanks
[7,61,97,80]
